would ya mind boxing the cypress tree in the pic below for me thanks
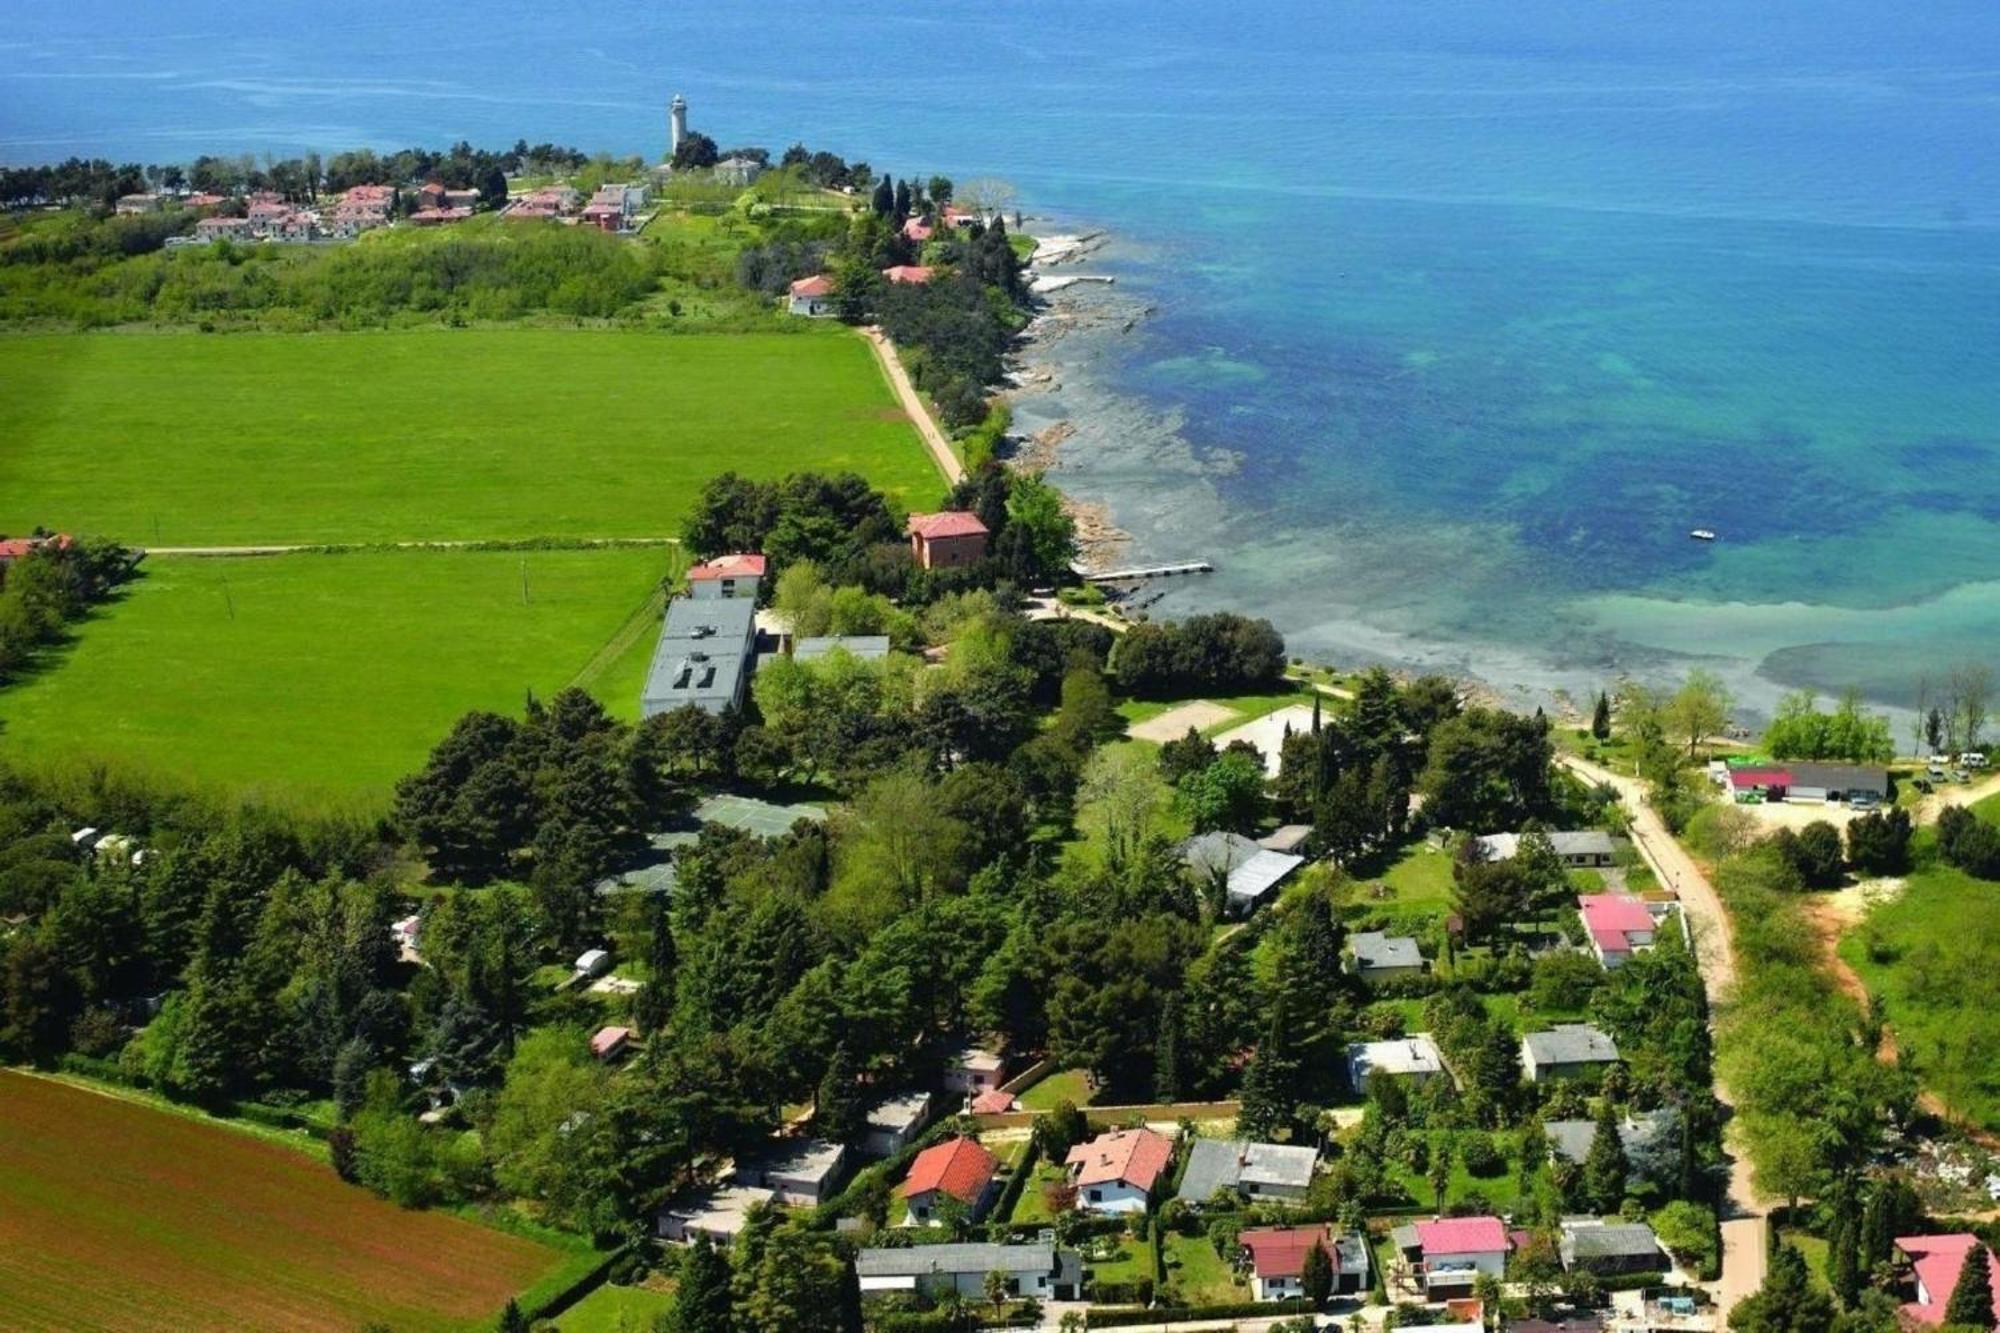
[1945,1243,1997,1330]
[1153,992,1183,1103]
[668,1235,735,1333]
[814,1041,864,1144]
[1584,1099,1628,1213]
[496,1300,528,1333]
[1591,691,1612,741]
[1827,1208,1861,1309]
[1859,1185,1891,1275]
[1301,1236,1334,1307]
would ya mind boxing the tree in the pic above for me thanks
[1951,662,1994,753]
[815,1041,865,1144]
[1786,821,1845,889]
[1667,669,1734,759]
[1427,1138,1453,1212]
[1729,1245,1836,1333]
[1176,751,1265,834]
[1591,691,1612,742]
[1033,1099,1089,1161]
[1945,1244,1997,1330]
[983,1268,1009,1311]
[1584,1098,1628,1212]
[497,1300,528,1333]
[673,131,719,171]
[1846,808,1912,876]
[667,1235,735,1333]
[1238,1005,1306,1143]
[1301,1236,1334,1307]
[1159,727,1217,786]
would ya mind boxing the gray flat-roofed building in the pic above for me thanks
[1785,763,1890,802]
[861,1089,935,1156]
[1475,830,1617,867]
[855,1242,1080,1300]
[1349,931,1426,983]
[656,1182,775,1244]
[735,1137,848,1206]
[1559,1219,1664,1275]
[1520,1023,1621,1083]
[794,635,891,662]
[1177,1138,1320,1204]
[642,597,757,717]
[1346,1035,1448,1093]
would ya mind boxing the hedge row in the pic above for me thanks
[1085,1297,1313,1327]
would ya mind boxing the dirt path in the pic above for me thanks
[1558,753,1768,1314]
[858,325,965,487]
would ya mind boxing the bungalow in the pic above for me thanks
[1578,893,1658,968]
[1346,1035,1449,1094]
[1897,1234,2000,1327]
[898,1136,1001,1223]
[657,1182,775,1245]
[1237,1225,1370,1301]
[590,1025,632,1061]
[574,948,612,979]
[1065,1127,1174,1213]
[735,1137,848,1206]
[640,595,758,717]
[1727,762,1890,805]
[907,510,990,569]
[1544,1111,1671,1168]
[787,274,835,317]
[1392,1216,1509,1297]
[1347,931,1426,984]
[882,264,935,284]
[713,156,764,187]
[862,1090,935,1157]
[1560,1218,1664,1276]
[969,1088,1018,1114]
[855,1242,1080,1301]
[415,182,448,209]
[942,1044,1006,1097]
[1177,1138,1319,1205]
[1520,1023,1621,1083]
[1474,830,1617,868]
[1180,831,1306,917]
[685,552,766,601]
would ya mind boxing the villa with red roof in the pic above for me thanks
[1391,1216,1509,1297]
[787,274,835,317]
[882,264,935,285]
[907,511,989,570]
[1238,1225,1370,1301]
[1065,1127,1174,1213]
[1898,1234,2000,1326]
[686,553,766,601]
[899,1137,1002,1223]
[902,217,934,243]
[1578,893,1660,969]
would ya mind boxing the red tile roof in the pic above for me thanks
[1065,1128,1173,1191]
[882,264,935,284]
[1416,1216,1508,1255]
[907,511,990,540]
[789,274,833,298]
[969,1089,1017,1114]
[590,1026,632,1057]
[1578,893,1655,953]
[902,217,934,241]
[687,553,767,581]
[899,1137,999,1204]
[1727,767,1793,788]
[0,534,71,560]
[1899,1234,2000,1325]
[1239,1226,1334,1280]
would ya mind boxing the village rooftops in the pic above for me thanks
[1066,1128,1174,1192]
[687,552,768,582]
[1350,931,1424,972]
[882,264,935,284]
[1177,1138,1319,1202]
[1898,1234,2000,1326]
[898,1137,999,1205]
[1522,1023,1621,1068]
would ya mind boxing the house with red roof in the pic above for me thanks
[407,207,472,227]
[882,264,935,285]
[968,1088,1018,1114]
[0,533,71,590]
[1064,1127,1174,1213]
[1578,893,1660,969]
[907,511,989,570]
[898,1136,1002,1223]
[1238,1225,1370,1301]
[1898,1234,2000,1326]
[787,274,835,317]
[902,216,934,243]
[1391,1216,1509,1297]
[686,552,766,601]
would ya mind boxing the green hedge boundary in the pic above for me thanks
[1086,1298,1313,1327]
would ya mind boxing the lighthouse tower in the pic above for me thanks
[669,94,688,157]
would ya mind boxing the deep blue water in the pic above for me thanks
[7,0,2000,713]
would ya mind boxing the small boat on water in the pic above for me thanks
[1689,528,1717,542]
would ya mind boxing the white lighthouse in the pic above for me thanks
[669,93,688,156]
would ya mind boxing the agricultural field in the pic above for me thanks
[0,1071,589,1332]
[0,328,941,546]
[0,546,675,807]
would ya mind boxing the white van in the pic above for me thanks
[1961,752,1988,770]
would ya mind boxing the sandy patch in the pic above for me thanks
[1128,700,1238,743]
[1212,704,1321,776]
[1736,798,1867,831]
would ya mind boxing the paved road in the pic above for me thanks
[859,325,965,486]
[1559,753,1768,1316]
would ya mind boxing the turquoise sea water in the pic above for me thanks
[7,0,1998,715]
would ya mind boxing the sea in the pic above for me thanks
[7,0,1999,721]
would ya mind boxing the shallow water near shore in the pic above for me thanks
[8,0,1999,717]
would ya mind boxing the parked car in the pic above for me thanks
[1961,752,1988,769]
[1849,793,1880,811]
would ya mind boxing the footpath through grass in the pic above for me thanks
[0,1070,586,1332]
[0,328,942,545]
[0,546,675,808]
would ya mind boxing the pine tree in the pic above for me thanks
[496,1300,528,1333]
[1945,1243,1996,1330]
[1584,1099,1628,1213]
[1826,1197,1861,1309]
[635,895,677,1036]
[814,1041,864,1144]
[1236,1004,1303,1143]
[1301,1235,1334,1307]
[1859,1185,1891,1276]
[1732,1243,1835,1333]
[331,1035,374,1119]
[1591,691,1612,741]
[668,1235,735,1333]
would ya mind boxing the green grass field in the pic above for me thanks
[547,1281,676,1333]
[1160,1232,1251,1304]
[0,547,674,806]
[0,328,942,545]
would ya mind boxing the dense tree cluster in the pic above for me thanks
[1936,804,2000,879]
[1761,689,1896,764]
[1112,613,1286,699]
[0,535,138,683]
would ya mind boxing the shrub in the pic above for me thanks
[1460,1133,1506,1177]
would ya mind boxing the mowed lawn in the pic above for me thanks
[0,547,673,805]
[0,328,942,546]
[0,1071,586,1332]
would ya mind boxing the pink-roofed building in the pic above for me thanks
[942,205,979,229]
[1578,893,1659,969]
[882,264,935,285]
[907,511,989,570]
[407,207,472,227]
[591,1026,634,1061]
[968,1088,1018,1114]
[1395,1216,1509,1297]
[902,216,934,243]
[787,273,835,317]
[1899,1234,2000,1326]
[1064,1127,1174,1213]
[416,181,448,209]
[686,553,766,601]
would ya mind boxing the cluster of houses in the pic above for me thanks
[785,263,937,316]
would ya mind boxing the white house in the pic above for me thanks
[656,1183,774,1245]
[855,1243,1081,1302]
[1393,1216,1509,1296]
[943,1045,1006,1098]
[1238,1226,1369,1301]
[787,274,835,317]
[574,948,612,979]
[1578,893,1659,968]
[685,552,766,601]
[1064,1127,1174,1214]
[898,1137,1001,1224]
[862,1090,935,1157]
[1475,830,1617,868]
[1346,1035,1449,1094]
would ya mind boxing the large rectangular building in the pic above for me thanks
[641,596,757,717]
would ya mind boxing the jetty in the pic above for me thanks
[1078,559,1214,584]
